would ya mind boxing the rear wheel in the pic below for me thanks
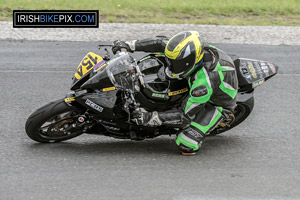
[25,99,86,143]
[210,96,254,135]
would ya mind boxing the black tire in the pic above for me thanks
[232,97,254,128]
[210,96,254,135]
[25,99,85,143]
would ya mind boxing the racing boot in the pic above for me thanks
[175,126,205,155]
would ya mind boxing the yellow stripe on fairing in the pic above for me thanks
[102,86,116,92]
[64,97,75,102]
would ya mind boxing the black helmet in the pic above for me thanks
[164,31,204,79]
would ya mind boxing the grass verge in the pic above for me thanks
[1,0,299,25]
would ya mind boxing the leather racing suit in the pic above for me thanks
[127,36,239,153]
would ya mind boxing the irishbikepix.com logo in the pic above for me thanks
[13,10,99,28]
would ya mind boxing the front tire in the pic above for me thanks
[25,99,85,143]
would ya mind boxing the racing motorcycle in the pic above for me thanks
[25,46,278,143]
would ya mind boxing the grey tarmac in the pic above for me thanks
[0,40,299,200]
[1,22,300,45]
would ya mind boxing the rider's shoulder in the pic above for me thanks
[203,44,234,69]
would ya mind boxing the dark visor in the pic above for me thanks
[165,53,196,74]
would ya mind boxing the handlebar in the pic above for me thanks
[120,48,128,53]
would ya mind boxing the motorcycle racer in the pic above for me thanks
[112,31,238,155]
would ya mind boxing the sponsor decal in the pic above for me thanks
[186,128,203,139]
[260,62,270,76]
[245,74,251,79]
[252,78,265,88]
[253,62,262,72]
[102,86,116,92]
[267,63,276,74]
[258,62,270,77]
[85,99,104,112]
[191,85,208,97]
[93,60,106,72]
[152,93,165,98]
[253,62,264,78]
[64,97,75,103]
[168,88,188,96]
[75,52,102,80]
[247,62,257,78]
[13,10,99,28]
[102,121,116,126]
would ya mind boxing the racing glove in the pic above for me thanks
[112,40,135,54]
[132,109,162,127]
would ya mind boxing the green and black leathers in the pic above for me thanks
[175,46,238,153]
[125,38,238,153]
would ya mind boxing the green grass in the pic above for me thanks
[1,0,300,25]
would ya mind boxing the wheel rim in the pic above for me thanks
[39,110,83,140]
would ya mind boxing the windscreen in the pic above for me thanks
[106,52,135,89]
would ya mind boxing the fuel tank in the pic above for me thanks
[136,55,189,111]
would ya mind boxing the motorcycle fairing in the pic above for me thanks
[81,53,136,90]
[75,90,118,120]
[71,52,106,90]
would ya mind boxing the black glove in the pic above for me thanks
[112,40,133,54]
[132,109,162,127]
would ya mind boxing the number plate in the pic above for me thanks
[74,52,104,80]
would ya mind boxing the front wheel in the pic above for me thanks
[25,99,86,143]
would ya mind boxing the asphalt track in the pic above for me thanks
[0,40,300,200]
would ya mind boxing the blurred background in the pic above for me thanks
[1,0,299,26]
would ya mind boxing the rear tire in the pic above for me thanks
[210,96,254,135]
[25,99,85,143]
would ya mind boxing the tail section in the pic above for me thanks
[234,58,279,92]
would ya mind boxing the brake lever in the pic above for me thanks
[98,45,112,60]
[103,48,111,60]
[114,48,128,55]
